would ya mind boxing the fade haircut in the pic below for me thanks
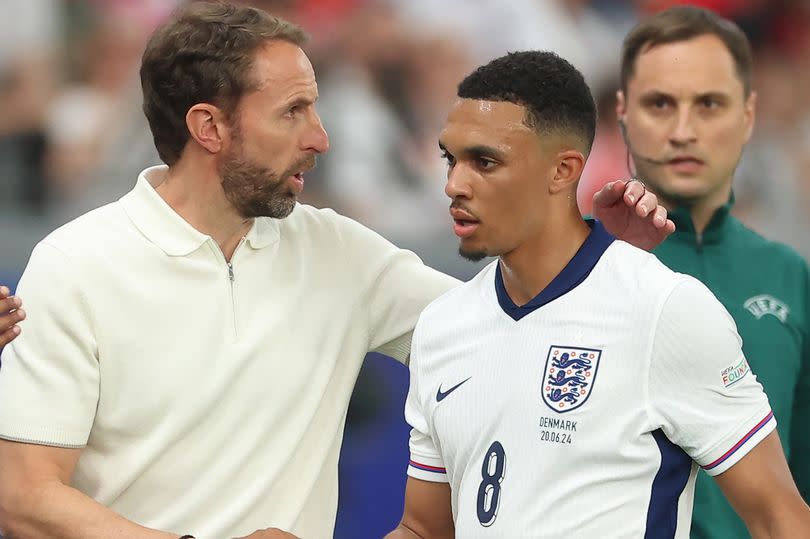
[141,1,307,165]
[457,51,597,153]
[621,6,753,96]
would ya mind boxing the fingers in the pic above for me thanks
[622,179,647,206]
[0,326,21,348]
[650,204,669,227]
[634,190,661,220]
[594,178,649,208]
[592,180,627,207]
[634,189,675,236]
[633,190,655,217]
[0,290,25,348]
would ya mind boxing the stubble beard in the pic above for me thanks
[458,244,488,262]
[218,126,316,219]
[219,153,296,219]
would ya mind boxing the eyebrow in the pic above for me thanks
[282,95,318,108]
[438,141,506,160]
[639,89,731,102]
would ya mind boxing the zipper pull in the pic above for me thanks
[227,262,234,282]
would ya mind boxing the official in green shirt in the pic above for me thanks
[618,7,810,538]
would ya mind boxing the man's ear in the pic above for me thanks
[616,89,627,123]
[743,90,757,144]
[548,149,586,195]
[186,103,230,155]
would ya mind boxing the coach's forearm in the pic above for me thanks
[0,479,180,539]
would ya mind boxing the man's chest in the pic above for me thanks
[421,318,654,475]
[417,319,672,535]
[87,253,366,426]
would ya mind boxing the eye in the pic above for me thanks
[284,105,301,118]
[440,150,456,167]
[476,157,496,171]
[652,96,669,109]
[699,96,719,109]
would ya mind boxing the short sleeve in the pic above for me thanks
[405,332,448,483]
[648,278,775,476]
[0,241,99,447]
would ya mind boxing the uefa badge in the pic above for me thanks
[542,346,602,413]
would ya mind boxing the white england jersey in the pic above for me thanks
[405,221,774,538]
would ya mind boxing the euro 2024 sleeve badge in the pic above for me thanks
[542,346,602,413]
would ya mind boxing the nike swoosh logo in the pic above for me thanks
[436,377,471,402]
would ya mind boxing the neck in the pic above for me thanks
[156,157,252,261]
[498,210,591,307]
[660,181,732,235]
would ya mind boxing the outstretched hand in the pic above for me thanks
[591,179,675,252]
[0,286,24,349]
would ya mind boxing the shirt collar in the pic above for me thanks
[120,165,280,257]
[495,219,615,321]
[668,192,735,243]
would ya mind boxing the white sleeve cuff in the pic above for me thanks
[407,454,449,483]
[698,409,776,476]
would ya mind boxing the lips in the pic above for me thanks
[667,155,705,174]
[668,155,704,164]
[288,173,305,193]
[287,158,316,194]
[450,207,480,238]
[450,207,477,222]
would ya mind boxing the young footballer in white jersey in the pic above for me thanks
[386,51,810,539]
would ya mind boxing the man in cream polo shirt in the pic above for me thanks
[0,162,455,539]
[0,3,671,539]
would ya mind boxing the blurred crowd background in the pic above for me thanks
[0,0,808,537]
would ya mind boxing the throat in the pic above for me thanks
[498,221,592,306]
[217,222,252,261]
[498,262,554,307]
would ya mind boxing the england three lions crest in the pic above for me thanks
[542,346,602,413]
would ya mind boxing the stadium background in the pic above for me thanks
[0,0,807,537]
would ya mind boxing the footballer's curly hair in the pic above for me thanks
[457,51,596,153]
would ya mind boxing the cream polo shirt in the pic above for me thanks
[0,165,459,538]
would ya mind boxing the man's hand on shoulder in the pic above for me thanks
[0,286,24,349]
[591,179,675,251]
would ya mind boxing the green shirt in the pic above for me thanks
[651,198,810,539]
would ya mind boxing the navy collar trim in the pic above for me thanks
[495,219,615,321]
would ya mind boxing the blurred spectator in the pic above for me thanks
[44,11,149,197]
[0,0,62,213]
[42,1,182,222]
[635,0,768,18]
[732,47,810,260]
[392,0,624,96]
[315,4,483,278]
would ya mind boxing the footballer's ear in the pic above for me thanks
[548,149,586,196]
